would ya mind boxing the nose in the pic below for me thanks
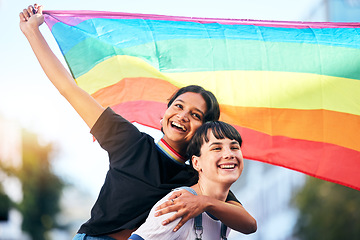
[177,111,189,121]
[223,147,235,159]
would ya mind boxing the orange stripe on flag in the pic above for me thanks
[221,105,360,152]
[91,77,178,107]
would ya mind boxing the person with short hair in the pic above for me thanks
[129,121,254,239]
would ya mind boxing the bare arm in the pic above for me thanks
[206,199,257,234]
[155,190,257,234]
[19,5,104,129]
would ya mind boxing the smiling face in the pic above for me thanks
[192,130,244,187]
[161,92,207,155]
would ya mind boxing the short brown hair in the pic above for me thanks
[186,121,242,159]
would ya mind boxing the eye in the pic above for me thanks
[211,146,222,151]
[231,145,240,150]
[191,112,202,120]
[175,103,183,109]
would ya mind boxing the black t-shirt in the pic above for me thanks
[78,108,238,236]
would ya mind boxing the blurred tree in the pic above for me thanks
[0,185,10,221]
[293,176,360,240]
[15,130,65,240]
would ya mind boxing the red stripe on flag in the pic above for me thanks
[111,101,166,130]
[237,126,360,191]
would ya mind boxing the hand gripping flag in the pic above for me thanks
[43,10,360,190]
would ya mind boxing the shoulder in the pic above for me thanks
[173,186,197,195]
[90,107,154,150]
[131,192,185,239]
[91,107,134,134]
[226,189,241,204]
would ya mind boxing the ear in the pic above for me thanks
[192,155,202,172]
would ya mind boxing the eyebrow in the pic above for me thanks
[175,99,205,116]
[209,142,222,147]
[209,141,240,147]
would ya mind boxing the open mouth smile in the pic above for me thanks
[171,121,187,132]
[218,164,237,169]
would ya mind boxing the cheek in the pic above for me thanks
[162,109,171,120]
[238,159,244,173]
[161,110,172,126]
[191,121,203,133]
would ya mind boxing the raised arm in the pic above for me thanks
[19,5,104,129]
[155,189,257,234]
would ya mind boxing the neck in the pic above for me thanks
[161,137,187,157]
[158,138,187,164]
[192,180,230,202]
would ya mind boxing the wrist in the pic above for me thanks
[22,25,41,37]
[200,195,215,212]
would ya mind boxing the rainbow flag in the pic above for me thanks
[43,10,360,190]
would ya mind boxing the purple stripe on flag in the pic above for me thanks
[43,10,360,31]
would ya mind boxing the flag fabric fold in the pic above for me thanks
[43,10,360,190]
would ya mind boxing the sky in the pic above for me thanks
[0,0,323,197]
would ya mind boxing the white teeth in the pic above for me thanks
[219,164,235,169]
[172,122,186,131]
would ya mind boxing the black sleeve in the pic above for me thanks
[90,107,143,153]
[226,190,241,204]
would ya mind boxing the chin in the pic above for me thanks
[224,174,241,184]
[221,178,239,185]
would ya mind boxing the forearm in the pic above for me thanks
[203,196,257,234]
[24,26,76,95]
[23,26,104,128]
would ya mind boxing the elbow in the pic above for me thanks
[242,218,257,234]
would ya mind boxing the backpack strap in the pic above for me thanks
[194,214,203,240]
[174,186,198,196]
[193,213,228,240]
[173,187,228,240]
[221,223,228,240]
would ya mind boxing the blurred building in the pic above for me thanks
[326,0,360,21]
[228,160,305,240]
[306,0,360,21]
